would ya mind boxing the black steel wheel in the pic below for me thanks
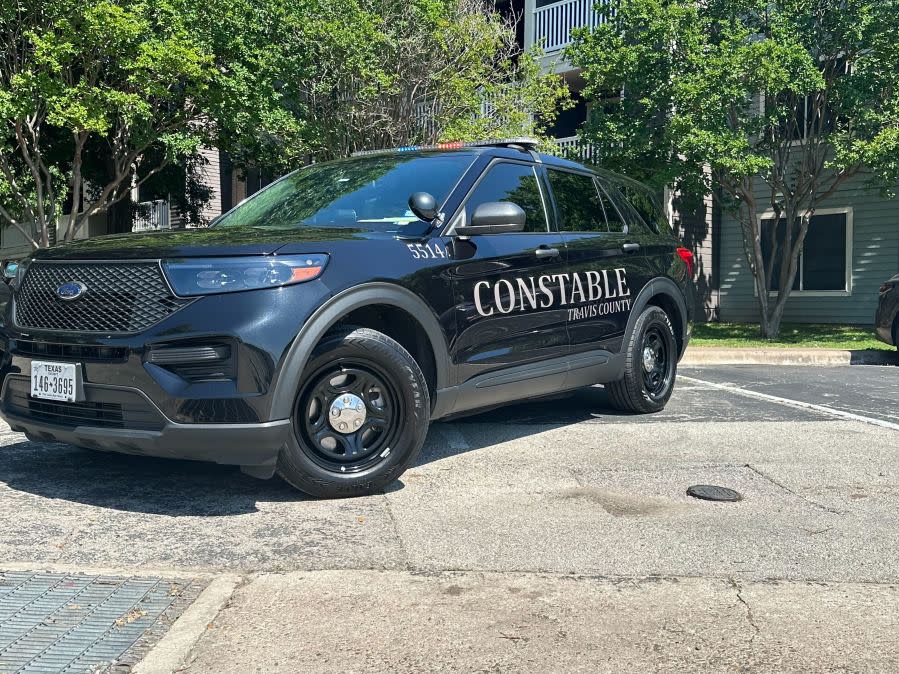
[606,305,678,414]
[278,327,430,498]
[296,363,403,473]
[640,325,674,399]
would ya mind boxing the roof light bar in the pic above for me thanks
[351,137,540,157]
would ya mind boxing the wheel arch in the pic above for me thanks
[268,283,451,420]
[624,277,689,359]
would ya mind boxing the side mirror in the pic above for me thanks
[456,202,526,236]
[408,192,438,222]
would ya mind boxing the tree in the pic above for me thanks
[567,0,899,338]
[1,0,567,247]
[0,0,303,249]
[277,0,570,162]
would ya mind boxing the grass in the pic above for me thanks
[691,322,892,350]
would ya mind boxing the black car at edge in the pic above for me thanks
[875,274,899,349]
[0,139,695,498]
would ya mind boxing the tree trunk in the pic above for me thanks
[106,194,134,235]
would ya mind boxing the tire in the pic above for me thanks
[606,306,677,414]
[277,327,430,499]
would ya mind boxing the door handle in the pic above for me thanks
[535,247,560,259]
[622,242,640,253]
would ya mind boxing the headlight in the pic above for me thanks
[162,254,328,296]
[7,258,32,290]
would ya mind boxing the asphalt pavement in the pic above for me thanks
[0,363,896,672]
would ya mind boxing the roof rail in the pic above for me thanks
[351,137,541,157]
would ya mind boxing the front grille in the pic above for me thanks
[12,339,129,362]
[2,376,165,431]
[14,261,192,333]
[26,398,125,428]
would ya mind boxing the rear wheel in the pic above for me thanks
[606,306,677,414]
[277,327,430,498]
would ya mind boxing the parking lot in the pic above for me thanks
[1,363,897,672]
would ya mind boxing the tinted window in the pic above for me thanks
[215,152,476,231]
[618,182,668,234]
[594,179,629,233]
[547,170,607,232]
[466,162,548,233]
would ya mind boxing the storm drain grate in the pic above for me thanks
[0,571,204,673]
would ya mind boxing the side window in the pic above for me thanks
[620,183,668,234]
[465,162,548,233]
[546,169,608,232]
[594,179,629,233]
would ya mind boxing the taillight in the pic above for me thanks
[676,247,694,277]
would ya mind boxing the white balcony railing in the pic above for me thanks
[133,199,171,232]
[553,135,595,161]
[533,0,613,54]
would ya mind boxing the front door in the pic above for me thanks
[446,160,569,390]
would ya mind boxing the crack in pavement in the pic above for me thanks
[729,577,760,654]
[382,491,413,571]
[745,463,845,515]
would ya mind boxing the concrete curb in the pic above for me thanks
[681,347,897,367]
[133,573,241,674]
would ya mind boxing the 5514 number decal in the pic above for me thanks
[407,242,447,260]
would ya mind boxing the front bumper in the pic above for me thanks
[0,375,290,468]
[0,278,333,469]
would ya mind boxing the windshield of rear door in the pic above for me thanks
[213,152,477,231]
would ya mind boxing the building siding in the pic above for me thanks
[198,147,223,222]
[718,173,899,325]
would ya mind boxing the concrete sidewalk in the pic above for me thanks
[177,570,899,673]
[681,346,896,366]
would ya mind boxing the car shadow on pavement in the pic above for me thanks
[0,440,306,515]
[0,386,633,513]
[414,385,640,467]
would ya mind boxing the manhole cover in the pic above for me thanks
[687,484,742,502]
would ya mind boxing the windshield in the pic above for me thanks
[214,152,477,231]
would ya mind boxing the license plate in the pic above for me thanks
[30,360,81,402]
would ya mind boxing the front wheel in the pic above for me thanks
[606,306,677,414]
[277,327,430,498]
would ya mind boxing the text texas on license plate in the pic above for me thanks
[30,360,80,402]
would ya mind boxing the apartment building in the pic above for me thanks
[522,0,897,324]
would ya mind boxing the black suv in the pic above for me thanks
[0,139,694,498]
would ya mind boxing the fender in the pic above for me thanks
[268,282,452,420]
[623,276,689,360]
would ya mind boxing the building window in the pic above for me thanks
[768,58,850,142]
[760,210,851,293]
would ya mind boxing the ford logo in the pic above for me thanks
[57,281,87,301]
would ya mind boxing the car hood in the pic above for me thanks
[33,226,376,260]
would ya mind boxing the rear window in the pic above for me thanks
[546,169,607,232]
[214,153,476,231]
[616,182,669,234]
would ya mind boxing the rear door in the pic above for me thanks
[446,159,569,388]
[544,167,652,355]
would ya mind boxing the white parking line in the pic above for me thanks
[679,375,899,432]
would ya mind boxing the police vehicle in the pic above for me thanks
[0,139,694,498]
